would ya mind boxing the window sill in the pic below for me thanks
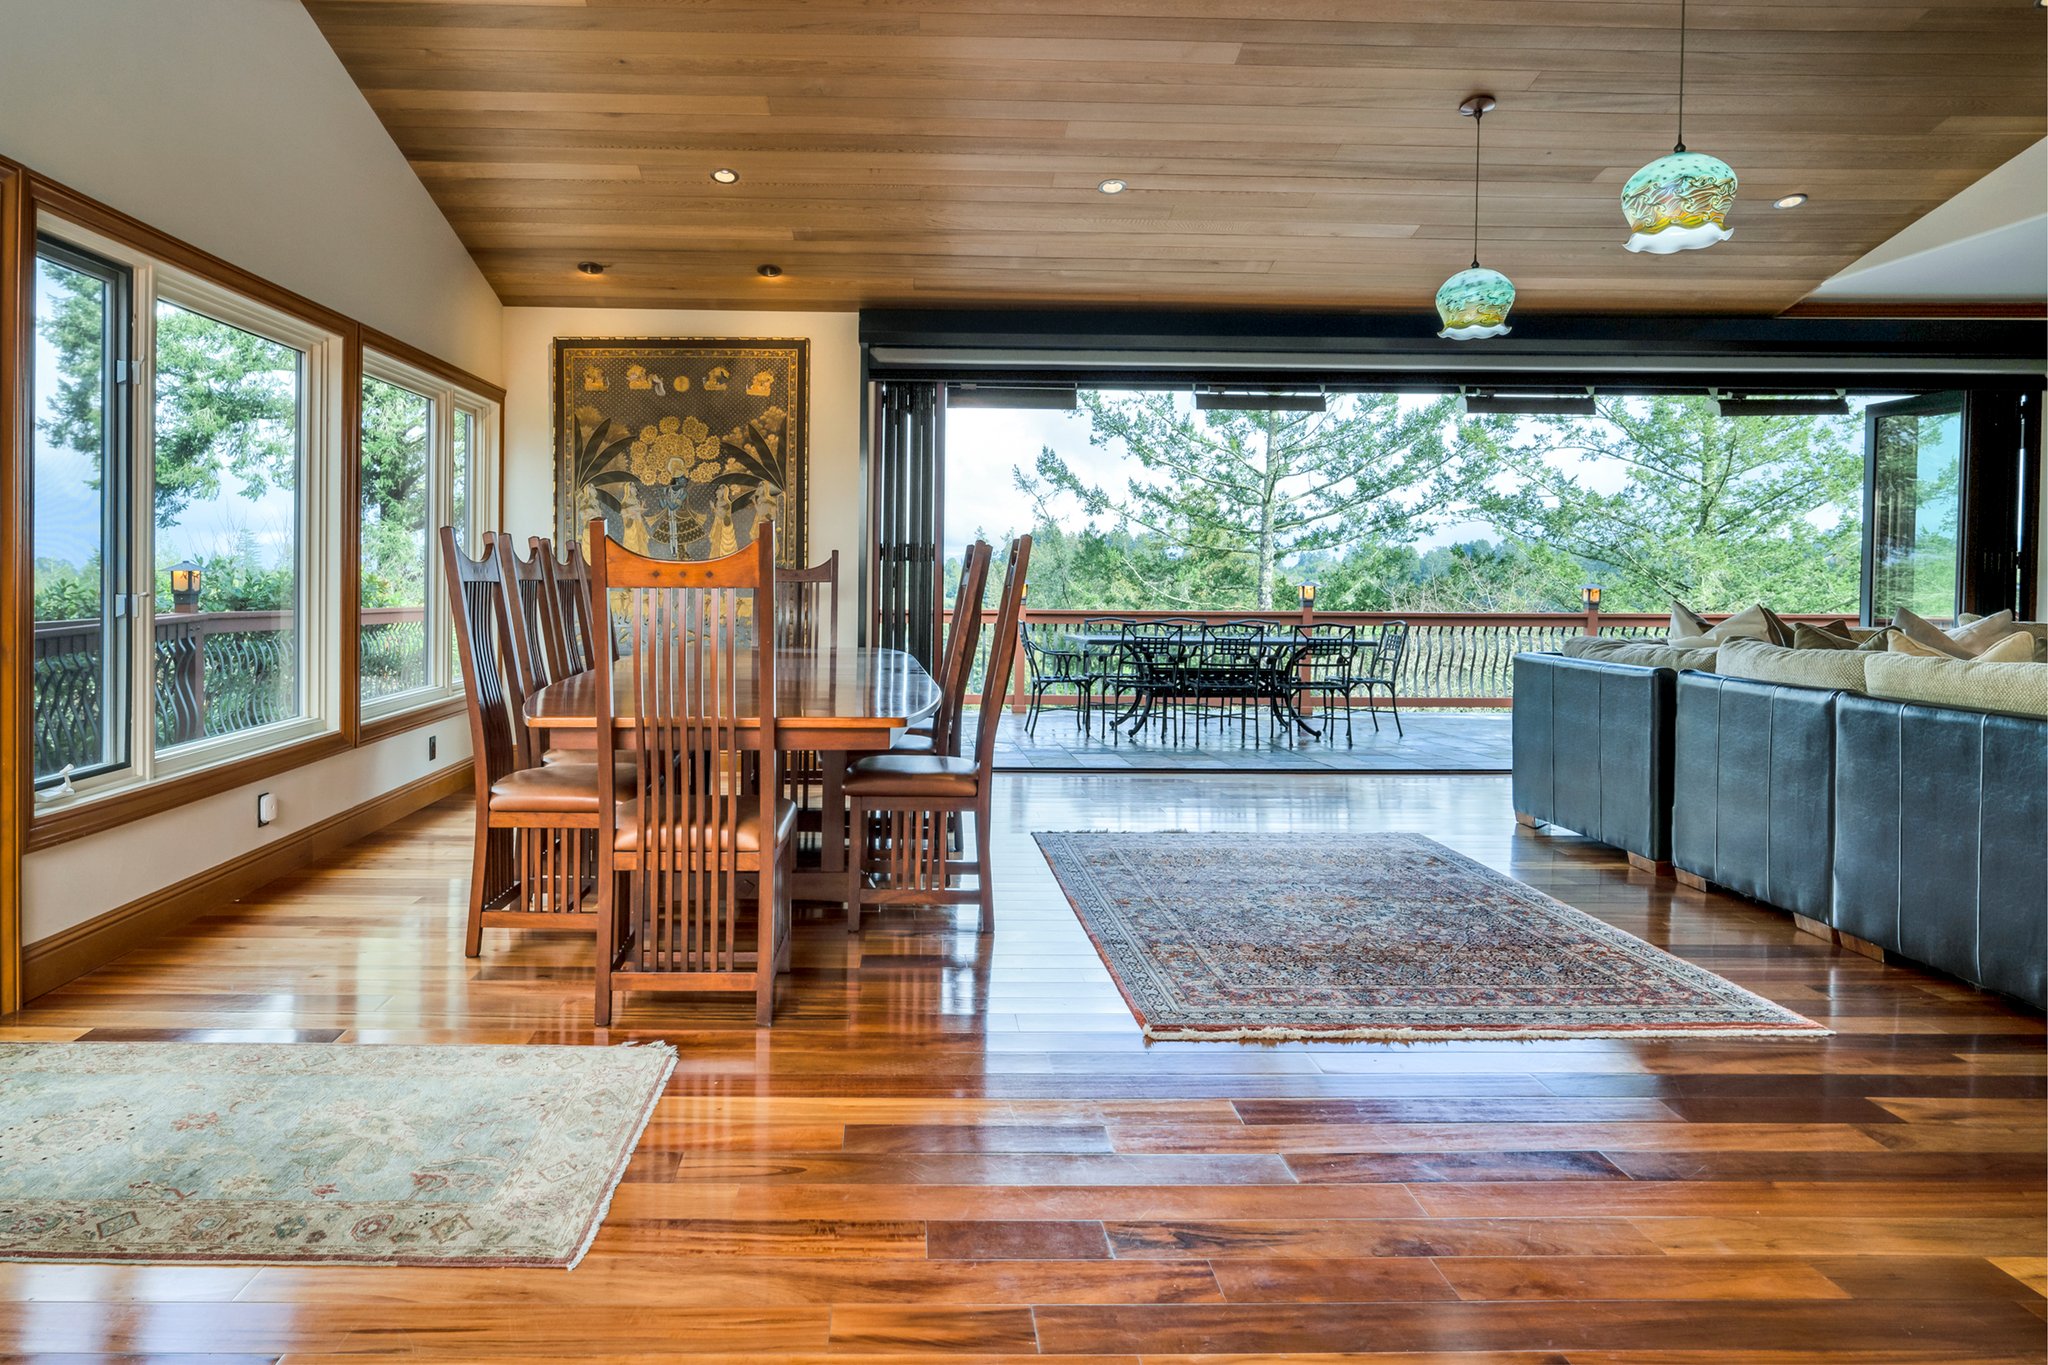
[26,732,353,852]
[358,694,465,745]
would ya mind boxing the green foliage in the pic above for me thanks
[358,377,431,608]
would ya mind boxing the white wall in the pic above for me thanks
[500,307,862,646]
[0,0,502,381]
[5,0,505,946]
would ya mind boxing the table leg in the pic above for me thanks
[821,753,848,874]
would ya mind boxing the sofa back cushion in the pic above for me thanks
[1864,650,2048,719]
[1716,636,1869,693]
[1560,636,1719,670]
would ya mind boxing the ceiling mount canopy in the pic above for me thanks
[1436,94,1516,342]
[1623,0,1738,253]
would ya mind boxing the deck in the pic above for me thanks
[972,704,1512,773]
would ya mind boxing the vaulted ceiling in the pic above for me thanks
[302,0,2047,314]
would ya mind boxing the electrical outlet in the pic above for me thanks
[256,791,278,826]
[427,734,437,761]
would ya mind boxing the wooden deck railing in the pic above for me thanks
[945,607,1846,714]
[33,605,425,776]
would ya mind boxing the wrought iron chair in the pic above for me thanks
[1191,620,1269,742]
[1351,620,1410,736]
[1019,625,1092,736]
[1115,620,1191,743]
[590,527,795,1027]
[444,528,626,957]
[1294,622,1363,744]
[843,536,1029,935]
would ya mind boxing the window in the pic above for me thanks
[31,241,132,788]
[356,352,495,716]
[30,219,344,810]
[1865,393,1965,623]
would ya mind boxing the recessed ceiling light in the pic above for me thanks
[710,168,739,184]
[1097,178,1127,195]
[757,264,783,278]
[1773,192,1809,209]
[576,260,605,276]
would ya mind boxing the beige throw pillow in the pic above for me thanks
[1669,602,1781,650]
[1669,599,1713,639]
[1716,636,1868,692]
[1889,630,2035,664]
[1793,623,1892,652]
[1892,606,2024,660]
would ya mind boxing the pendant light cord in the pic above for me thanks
[1674,0,1688,153]
[1470,109,1483,269]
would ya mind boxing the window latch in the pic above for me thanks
[115,359,142,386]
[111,593,148,618]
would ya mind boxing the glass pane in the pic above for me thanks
[360,375,432,701]
[32,253,128,784]
[1869,403,1964,622]
[152,298,303,752]
[451,407,472,547]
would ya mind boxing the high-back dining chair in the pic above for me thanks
[488,534,566,730]
[536,535,599,676]
[774,550,839,651]
[591,525,796,1027]
[842,535,1030,935]
[895,541,991,758]
[443,527,624,956]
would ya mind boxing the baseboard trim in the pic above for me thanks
[21,763,472,1003]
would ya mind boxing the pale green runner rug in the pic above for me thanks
[0,1042,674,1268]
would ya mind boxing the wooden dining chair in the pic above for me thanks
[592,524,796,1027]
[893,540,991,758]
[536,535,599,676]
[491,533,576,766]
[774,550,839,650]
[443,527,627,956]
[842,535,1029,935]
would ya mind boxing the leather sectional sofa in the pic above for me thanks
[1513,650,2047,1009]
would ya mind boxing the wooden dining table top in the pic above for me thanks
[522,646,939,749]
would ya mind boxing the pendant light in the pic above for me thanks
[1436,94,1515,341]
[1622,0,1737,253]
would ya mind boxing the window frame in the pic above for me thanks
[355,344,499,727]
[29,235,136,791]
[29,216,347,812]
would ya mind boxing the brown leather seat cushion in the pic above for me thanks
[613,797,798,852]
[844,753,979,797]
[904,721,935,738]
[490,762,635,813]
[891,732,937,754]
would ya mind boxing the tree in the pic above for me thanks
[1471,396,1864,612]
[1025,392,1498,609]
[358,377,432,608]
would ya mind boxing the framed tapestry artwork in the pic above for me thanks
[552,337,809,566]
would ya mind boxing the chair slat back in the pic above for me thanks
[775,550,839,652]
[442,526,525,783]
[489,532,566,695]
[930,541,991,755]
[971,535,1032,772]
[593,524,777,978]
[1372,620,1410,680]
[537,535,598,676]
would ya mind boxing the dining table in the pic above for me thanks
[522,645,940,902]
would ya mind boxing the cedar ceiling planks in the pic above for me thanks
[300,0,2048,313]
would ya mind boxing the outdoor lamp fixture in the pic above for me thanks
[1299,582,1318,609]
[1435,94,1515,341]
[1581,584,1603,612]
[169,560,203,612]
[1622,0,1737,253]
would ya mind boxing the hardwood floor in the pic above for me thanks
[3,773,2043,1363]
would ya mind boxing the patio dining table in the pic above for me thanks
[1056,628,1379,738]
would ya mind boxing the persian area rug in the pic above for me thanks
[1035,832,1828,1042]
[0,1042,675,1268]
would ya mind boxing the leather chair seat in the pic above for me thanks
[892,731,937,754]
[490,762,635,813]
[904,721,935,739]
[844,753,979,797]
[613,797,797,852]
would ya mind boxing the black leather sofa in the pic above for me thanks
[1515,650,2046,1010]
[1832,693,2047,1008]
[1671,672,1838,924]
[1511,653,1674,868]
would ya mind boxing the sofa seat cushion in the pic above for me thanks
[612,797,796,852]
[1715,637,1869,693]
[1864,651,2048,719]
[1559,636,1719,671]
[845,753,980,797]
[490,762,636,813]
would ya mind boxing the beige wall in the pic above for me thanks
[7,0,505,947]
[500,307,863,646]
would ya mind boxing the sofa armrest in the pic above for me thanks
[1511,652,1675,864]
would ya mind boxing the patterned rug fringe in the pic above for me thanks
[566,1041,677,1271]
[1144,1024,1829,1043]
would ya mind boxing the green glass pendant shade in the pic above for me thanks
[1623,150,1738,253]
[1435,266,1515,340]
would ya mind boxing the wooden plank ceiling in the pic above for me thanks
[302,0,2047,314]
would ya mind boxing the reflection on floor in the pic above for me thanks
[973,703,1512,772]
[3,774,2042,1360]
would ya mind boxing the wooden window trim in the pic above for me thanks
[6,156,504,869]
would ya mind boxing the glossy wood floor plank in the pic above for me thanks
[3,774,2041,1362]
